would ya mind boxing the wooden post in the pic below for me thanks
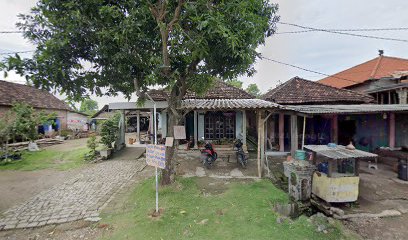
[136,111,140,143]
[279,113,285,152]
[301,116,306,149]
[331,115,338,144]
[193,110,198,148]
[290,114,298,156]
[389,112,396,148]
[257,110,263,178]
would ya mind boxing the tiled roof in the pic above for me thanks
[148,80,254,101]
[180,99,280,110]
[0,80,72,111]
[319,56,408,88]
[262,77,374,105]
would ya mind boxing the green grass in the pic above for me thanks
[100,178,355,240]
[0,147,89,171]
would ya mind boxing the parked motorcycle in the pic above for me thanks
[201,139,217,169]
[234,139,247,168]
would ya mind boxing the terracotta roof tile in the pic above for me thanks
[319,56,408,88]
[0,80,72,111]
[148,80,254,101]
[262,77,374,104]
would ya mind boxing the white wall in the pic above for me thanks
[235,111,243,140]
[198,112,205,139]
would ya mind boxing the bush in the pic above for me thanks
[100,113,121,149]
[85,135,97,161]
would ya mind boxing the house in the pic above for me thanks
[261,77,408,153]
[0,80,88,131]
[109,80,277,146]
[263,77,374,105]
[319,51,408,104]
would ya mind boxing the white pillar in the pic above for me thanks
[290,114,298,156]
[136,111,140,144]
[242,110,247,151]
[194,110,198,148]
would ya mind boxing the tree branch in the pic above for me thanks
[167,0,184,32]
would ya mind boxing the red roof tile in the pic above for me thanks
[319,56,408,88]
[262,77,374,104]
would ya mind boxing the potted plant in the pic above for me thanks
[99,113,120,159]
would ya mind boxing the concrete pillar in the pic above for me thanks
[397,89,408,104]
[290,114,298,156]
[279,113,285,152]
[194,110,198,148]
[389,113,396,148]
[331,115,338,144]
[136,111,140,143]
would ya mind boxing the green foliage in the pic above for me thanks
[1,0,279,102]
[85,135,97,161]
[1,103,56,141]
[100,178,354,240]
[100,113,120,149]
[79,99,98,116]
[246,83,261,97]
[227,79,243,89]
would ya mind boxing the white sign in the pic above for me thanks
[146,144,166,169]
[174,126,186,139]
[165,137,174,147]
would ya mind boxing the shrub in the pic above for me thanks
[100,113,120,149]
[85,135,97,161]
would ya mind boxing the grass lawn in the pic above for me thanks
[0,147,89,171]
[100,177,355,240]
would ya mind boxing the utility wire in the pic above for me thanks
[260,55,367,85]
[277,22,408,42]
[0,31,23,34]
[0,50,34,55]
[276,27,408,34]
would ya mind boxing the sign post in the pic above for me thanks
[145,94,166,214]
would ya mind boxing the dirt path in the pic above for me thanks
[340,161,408,240]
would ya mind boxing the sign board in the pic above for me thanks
[146,144,166,169]
[174,126,186,139]
[165,137,174,147]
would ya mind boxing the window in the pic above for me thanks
[204,112,235,139]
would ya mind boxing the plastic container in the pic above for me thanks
[398,162,408,181]
[295,150,306,160]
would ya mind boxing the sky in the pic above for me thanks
[1,0,408,108]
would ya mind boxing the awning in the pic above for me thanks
[285,104,408,115]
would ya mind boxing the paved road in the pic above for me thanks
[0,148,146,230]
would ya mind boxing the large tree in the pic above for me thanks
[2,0,279,184]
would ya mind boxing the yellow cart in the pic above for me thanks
[304,145,378,203]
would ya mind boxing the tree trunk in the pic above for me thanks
[160,103,182,185]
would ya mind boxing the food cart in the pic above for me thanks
[304,145,378,203]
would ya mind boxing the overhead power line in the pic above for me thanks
[0,50,34,55]
[277,22,408,42]
[276,27,408,34]
[0,31,23,34]
[260,55,364,85]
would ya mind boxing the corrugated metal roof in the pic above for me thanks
[180,99,280,110]
[364,83,408,94]
[286,104,408,114]
[304,145,378,159]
